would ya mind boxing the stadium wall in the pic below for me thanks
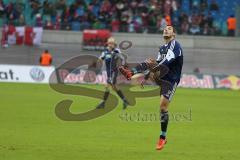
[40,30,240,50]
[1,29,240,50]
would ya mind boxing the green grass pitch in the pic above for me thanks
[0,82,240,160]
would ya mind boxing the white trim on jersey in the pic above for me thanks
[169,82,177,101]
[170,40,175,51]
[157,51,162,61]
[179,49,182,56]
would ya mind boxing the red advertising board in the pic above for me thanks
[82,29,111,50]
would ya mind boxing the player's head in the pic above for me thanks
[107,37,117,49]
[163,25,176,40]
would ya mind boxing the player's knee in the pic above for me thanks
[160,104,168,111]
[160,96,169,111]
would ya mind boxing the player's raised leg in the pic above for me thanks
[119,59,153,80]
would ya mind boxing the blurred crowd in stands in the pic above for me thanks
[0,0,238,36]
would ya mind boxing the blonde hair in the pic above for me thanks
[107,37,117,45]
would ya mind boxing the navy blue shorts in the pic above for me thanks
[157,79,178,101]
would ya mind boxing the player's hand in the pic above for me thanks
[97,58,103,65]
[97,58,103,62]
[152,64,160,72]
[146,58,158,71]
[146,58,155,65]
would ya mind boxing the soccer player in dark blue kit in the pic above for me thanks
[119,26,183,150]
[96,37,129,109]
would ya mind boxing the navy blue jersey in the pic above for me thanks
[156,39,183,84]
[99,47,125,78]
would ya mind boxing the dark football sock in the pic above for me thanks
[103,90,110,102]
[160,110,169,139]
[116,90,127,102]
[131,62,148,74]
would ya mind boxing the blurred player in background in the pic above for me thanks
[96,37,129,109]
[119,26,183,150]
